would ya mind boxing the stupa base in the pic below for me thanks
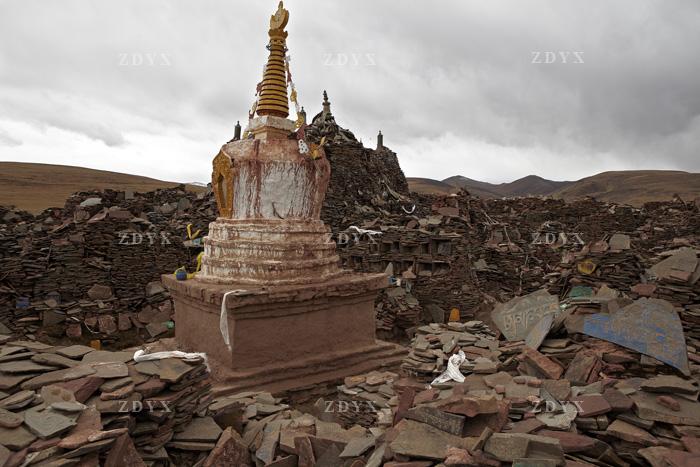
[209,341,405,396]
[162,272,407,395]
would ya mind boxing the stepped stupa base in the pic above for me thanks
[162,273,407,395]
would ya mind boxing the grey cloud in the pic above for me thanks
[0,129,22,147]
[0,0,698,181]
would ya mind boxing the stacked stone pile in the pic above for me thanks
[0,186,214,343]
[0,339,214,466]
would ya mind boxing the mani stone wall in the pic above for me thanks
[322,141,410,232]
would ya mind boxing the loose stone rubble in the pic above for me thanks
[0,340,215,466]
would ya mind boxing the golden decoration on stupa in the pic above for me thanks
[256,1,290,118]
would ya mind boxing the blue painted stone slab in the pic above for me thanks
[582,298,689,374]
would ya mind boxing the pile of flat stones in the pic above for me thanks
[0,338,214,466]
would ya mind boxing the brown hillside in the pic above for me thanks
[553,170,700,206]
[413,171,700,206]
[407,177,458,195]
[443,175,573,198]
[0,162,205,213]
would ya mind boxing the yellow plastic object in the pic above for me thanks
[187,252,204,279]
[173,252,205,280]
[187,224,201,241]
[449,308,461,322]
[577,259,597,275]
[89,340,101,350]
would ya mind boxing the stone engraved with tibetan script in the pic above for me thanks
[491,289,559,341]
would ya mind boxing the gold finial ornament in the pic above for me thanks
[256,1,290,118]
[269,1,289,32]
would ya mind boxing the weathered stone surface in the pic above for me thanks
[513,459,558,467]
[433,395,498,418]
[339,434,375,458]
[315,421,360,444]
[639,446,700,467]
[62,438,114,458]
[390,419,473,460]
[413,388,440,405]
[100,376,132,393]
[256,420,282,465]
[117,313,132,331]
[0,389,35,410]
[444,446,475,466]
[564,351,602,385]
[104,434,145,467]
[151,358,194,383]
[173,416,222,443]
[0,407,23,428]
[491,290,559,341]
[133,377,165,398]
[485,433,563,464]
[314,442,343,467]
[657,394,681,411]
[166,441,216,451]
[405,406,466,435]
[203,427,251,467]
[641,375,698,395]
[295,435,316,467]
[21,365,95,390]
[100,383,134,401]
[0,445,10,467]
[41,384,76,405]
[31,353,78,368]
[8,341,53,351]
[633,391,700,426]
[520,348,564,380]
[541,379,571,401]
[536,403,578,430]
[617,412,655,431]
[87,284,113,300]
[51,401,86,413]
[57,407,102,449]
[506,418,546,434]
[267,455,299,467]
[91,362,128,379]
[56,376,104,403]
[81,351,133,364]
[575,394,611,417]
[24,407,78,439]
[606,419,659,446]
[484,433,529,461]
[538,430,596,453]
[0,360,55,374]
[0,373,32,391]
[0,425,37,450]
[97,315,118,334]
[602,388,634,412]
[55,345,95,360]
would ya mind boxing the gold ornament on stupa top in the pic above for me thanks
[256,1,290,118]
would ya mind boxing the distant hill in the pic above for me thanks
[0,162,205,213]
[442,175,574,198]
[440,176,503,198]
[407,177,458,195]
[408,170,700,206]
[553,170,700,206]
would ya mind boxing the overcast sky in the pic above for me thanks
[1,0,699,184]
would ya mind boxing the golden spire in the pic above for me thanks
[256,1,290,118]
